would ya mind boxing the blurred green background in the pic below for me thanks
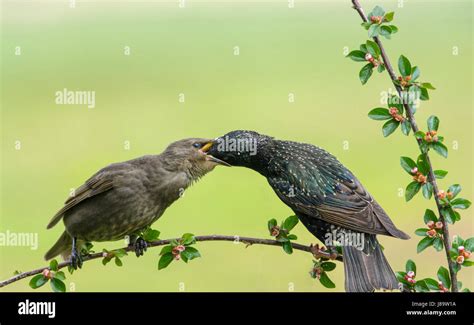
[1,0,472,292]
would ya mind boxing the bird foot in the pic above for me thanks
[310,243,335,259]
[310,243,324,258]
[133,237,148,257]
[70,248,83,270]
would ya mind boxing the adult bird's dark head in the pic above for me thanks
[204,130,273,173]
[162,138,230,179]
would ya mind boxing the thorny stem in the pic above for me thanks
[0,234,342,288]
[351,0,457,291]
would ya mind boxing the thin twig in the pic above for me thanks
[0,234,342,288]
[351,0,457,291]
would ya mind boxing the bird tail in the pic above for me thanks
[342,235,399,292]
[44,231,73,261]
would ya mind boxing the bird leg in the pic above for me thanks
[128,235,148,257]
[70,237,83,270]
[310,243,338,260]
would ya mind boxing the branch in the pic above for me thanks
[351,0,458,291]
[0,234,342,288]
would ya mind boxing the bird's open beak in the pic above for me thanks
[200,141,231,167]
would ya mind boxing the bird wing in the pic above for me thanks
[46,170,114,229]
[267,144,408,238]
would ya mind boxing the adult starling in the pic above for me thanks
[45,138,229,268]
[206,130,410,292]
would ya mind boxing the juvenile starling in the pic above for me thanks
[206,130,410,292]
[45,138,229,268]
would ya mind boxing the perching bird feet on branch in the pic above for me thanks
[310,243,338,260]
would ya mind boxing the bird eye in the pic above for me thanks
[192,142,201,148]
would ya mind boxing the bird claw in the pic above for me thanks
[70,248,83,270]
[310,243,324,258]
[310,243,339,260]
[134,237,148,257]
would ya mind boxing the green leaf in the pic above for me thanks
[433,238,444,251]
[427,115,439,132]
[405,181,421,202]
[463,260,474,267]
[319,272,336,289]
[441,207,456,224]
[114,257,123,267]
[434,170,448,179]
[321,262,336,272]
[181,233,196,245]
[368,108,391,120]
[268,218,277,232]
[368,24,379,37]
[396,271,407,284]
[50,278,66,293]
[347,50,367,62]
[54,271,66,281]
[417,236,435,253]
[182,247,201,260]
[398,55,412,77]
[422,183,433,199]
[415,228,429,236]
[377,64,385,73]
[431,142,448,158]
[464,238,474,251]
[366,40,380,57]
[447,184,462,198]
[384,12,394,22]
[160,245,173,255]
[282,241,293,254]
[371,5,385,17]
[142,228,160,241]
[411,66,420,81]
[421,82,436,90]
[283,215,299,231]
[359,63,373,85]
[452,235,464,249]
[361,22,371,30]
[379,26,392,39]
[113,248,127,258]
[415,280,430,292]
[419,87,429,100]
[400,156,417,174]
[49,259,59,272]
[405,259,416,273]
[287,234,298,240]
[423,278,440,291]
[423,209,438,223]
[382,119,400,137]
[401,119,411,135]
[29,274,48,289]
[158,253,174,270]
[437,266,451,289]
[416,153,430,175]
[389,25,399,33]
[414,130,425,140]
[451,198,471,210]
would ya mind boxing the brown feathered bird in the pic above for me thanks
[45,138,228,268]
[206,130,410,292]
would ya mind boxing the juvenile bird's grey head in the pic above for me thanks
[204,130,273,171]
[162,138,230,180]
